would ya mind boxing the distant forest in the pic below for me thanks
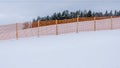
[33,10,120,22]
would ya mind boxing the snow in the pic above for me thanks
[0,29,120,68]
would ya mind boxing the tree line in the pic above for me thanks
[33,10,120,22]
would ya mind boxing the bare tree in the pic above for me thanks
[23,22,31,29]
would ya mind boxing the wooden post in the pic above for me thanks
[94,17,96,31]
[77,17,79,22]
[38,20,40,37]
[76,17,79,33]
[110,16,113,30]
[30,22,33,37]
[16,23,18,40]
[56,20,58,35]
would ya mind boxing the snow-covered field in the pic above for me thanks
[0,29,120,68]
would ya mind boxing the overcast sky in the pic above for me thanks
[0,0,120,24]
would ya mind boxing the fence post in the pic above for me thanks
[110,16,113,30]
[56,20,58,35]
[76,17,79,33]
[77,17,79,22]
[38,20,40,37]
[16,23,18,40]
[94,17,96,31]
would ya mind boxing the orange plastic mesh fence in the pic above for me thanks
[0,24,16,40]
[112,17,120,29]
[58,23,77,34]
[39,25,56,36]
[0,16,120,40]
[78,21,94,32]
[96,18,111,30]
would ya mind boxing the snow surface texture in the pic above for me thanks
[0,30,120,68]
[0,17,120,40]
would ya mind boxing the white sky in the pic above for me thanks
[0,0,120,24]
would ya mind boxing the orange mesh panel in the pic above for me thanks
[0,24,16,40]
[18,28,38,38]
[58,23,76,34]
[96,19,111,30]
[78,21,94,32]
[112,17,120,29]
[39,25,56,36]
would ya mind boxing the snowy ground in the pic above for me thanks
[0,30,120,68]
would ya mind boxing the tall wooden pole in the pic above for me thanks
[16,23,18,40]
[76,17,79,33]
[94,17,96,31]
[56,20,58,35]
[30,22,33,37]
[110,16,113,30]
[38,20,40,37]
[77,17,79,22]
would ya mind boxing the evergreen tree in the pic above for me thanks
[33,19,36,22]
[87,10,92,17]
[80,12,84,17]
[104,10,108,16]
[69,12,75,18]
[114,10,117,16]
[61,10,69,19]
[37,16,41,21]
[51,13,57,20]
[109,10,113,16]
[46,16,50,20]
[83,10,87,17]
[57,12,62,20]
[32,10,120,22]
[75,10,81,18]
[92,12,95,17]
[118,11,120,16]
